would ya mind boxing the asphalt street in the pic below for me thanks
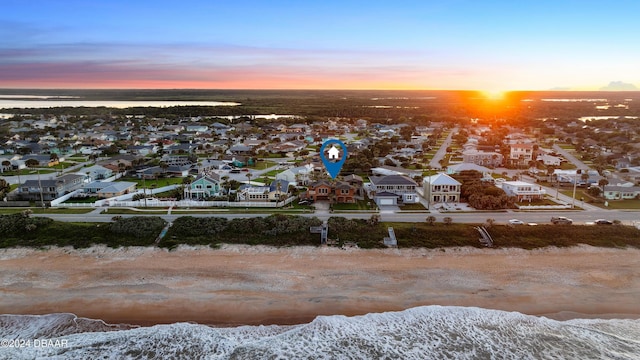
[33,208,640,227]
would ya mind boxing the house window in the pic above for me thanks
[341,189,349,194]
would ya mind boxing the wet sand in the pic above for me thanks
[1,245,639,326]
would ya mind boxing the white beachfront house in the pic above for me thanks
[423,173,462,204]
[499,180,545,202]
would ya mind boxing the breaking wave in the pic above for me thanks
[1,306,639,359]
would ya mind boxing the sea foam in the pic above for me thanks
[1,306,639,359]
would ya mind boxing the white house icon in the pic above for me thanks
[327,145,340,160]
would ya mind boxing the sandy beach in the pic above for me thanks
[1,245,639,326]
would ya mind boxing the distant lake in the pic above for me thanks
[0,97,240,109]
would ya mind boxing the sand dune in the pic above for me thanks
[1,245,639,326]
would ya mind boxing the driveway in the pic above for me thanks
[378,205,400,213]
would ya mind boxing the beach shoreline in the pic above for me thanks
[1,244,639,326]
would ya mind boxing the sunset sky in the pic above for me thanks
[2,0,639,91]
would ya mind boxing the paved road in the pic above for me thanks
[33,208,640,226]
[429,127,457,170]
[553,144,591,170]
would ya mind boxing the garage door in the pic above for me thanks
[379,198,394,205]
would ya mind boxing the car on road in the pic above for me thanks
[508,219,525,225]
[594,219,613,225]
[551,216,573,225]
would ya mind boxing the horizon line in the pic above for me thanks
[2,87,640,92]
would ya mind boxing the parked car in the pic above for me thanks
[508,219,525,225]
[594,219,613,225]
[551,216,573,225]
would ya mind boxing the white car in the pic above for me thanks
[508,219,525,225]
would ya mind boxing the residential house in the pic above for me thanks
[333,181,356,203]
[79,164,114,182]
[268,140,306,154]
[462,149,503,167]
[602,186,640,200]
[499,181,546,202]
[229,144,254,156]
[554,169,602,185]
[510,143,535,166]
[446,163,491,176]
[343,174,364,197]
[283,124,310,133]
[301,179,356,204]
[276,164,313,186]
[16,174,85,201]
[127,145,157,156]
[165,142,196,154]
[135,166,164,179]
[236,180,289,202]
[368,175,419,205]
[184,174,222,199]
[210,122,231,136]
[56,174,85,192]
[371,166,422,178]
[22,154,59,167]
[536,154,563,166]
[423,173,462,204]
[305,180,332,201]
[83,181,137,199]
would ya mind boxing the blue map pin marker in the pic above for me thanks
[320,139,348,179]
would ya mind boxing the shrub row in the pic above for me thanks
[0,215,165,248]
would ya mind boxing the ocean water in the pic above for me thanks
[1,306,639,359]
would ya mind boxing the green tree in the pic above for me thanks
[598,178,609,194]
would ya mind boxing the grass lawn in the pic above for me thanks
[257,153,287,159]
[559,162,577,170]
[120,176,184,187]
[249,160,278,170]
[400,203,427,211]
[557,189,640,209]
[62,196,99,204]
[66,156,88,161]
[1,169,57,176]
[557,144,575,150]
[332,199,376,211]
[0,208,94,214]
[107,207,313,214]
[50,161,77,169]
[262,169,280,177]
[598,200,640,210]
[515,198,559,206]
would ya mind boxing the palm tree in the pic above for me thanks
[159,161,169,175]
[581,171,589,186]
[276,180,283,204]
[221,175,230,199]
[598,178,609,194]
[118,162,126,177]
[546,165,556,183]
[1,160,10,174]
[246,172,252,187]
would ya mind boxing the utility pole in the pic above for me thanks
[37,169,45,209]
[143,176,147,208]
[571,169,581,208]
